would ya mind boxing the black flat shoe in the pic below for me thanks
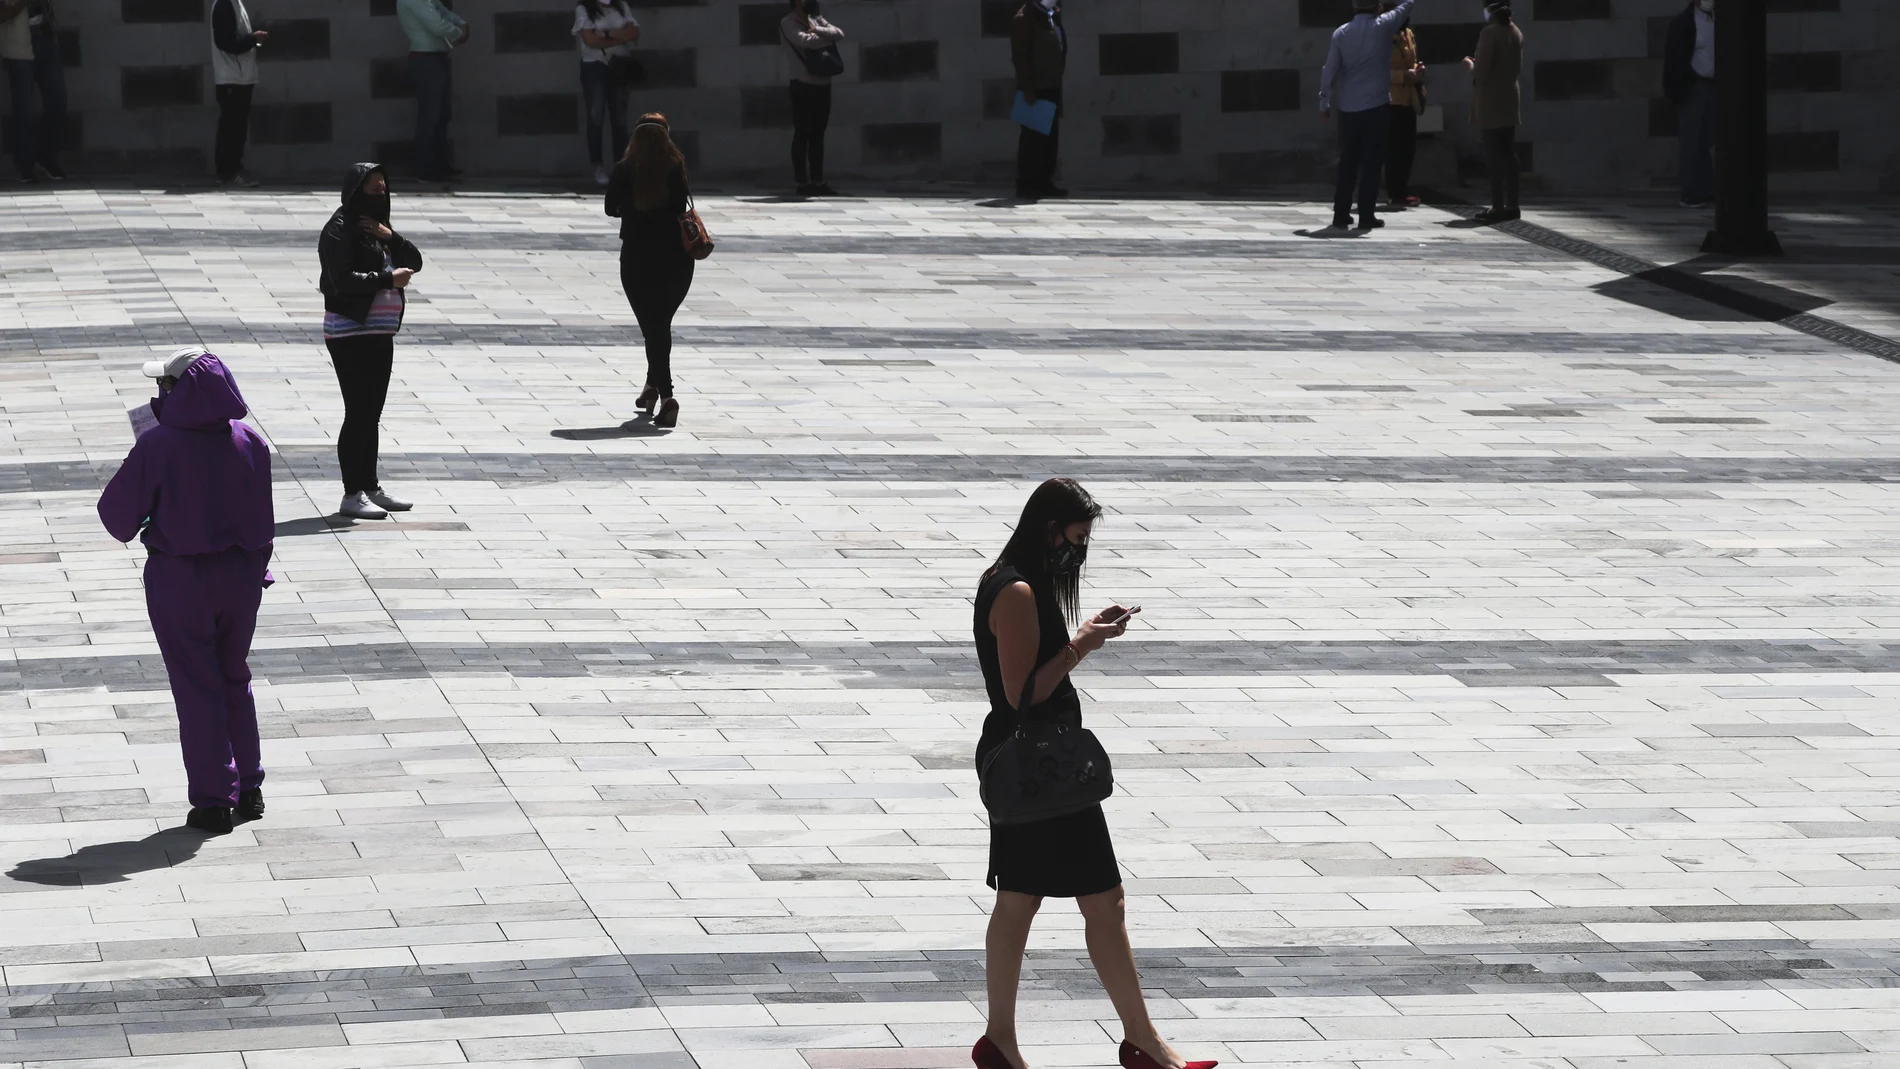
[186,807,233,835]
[236,788,265,824]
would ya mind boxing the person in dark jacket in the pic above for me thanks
[605,112,695,429]
[99,349,274,836]
[1663,0,1716,207]
[317,163,422,519]
[1011,0,1067,200]
[2,0,67,182]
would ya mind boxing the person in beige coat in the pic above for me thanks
[1385,4,1424,207]
[1463,2,1522,222]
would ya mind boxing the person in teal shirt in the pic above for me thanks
[397,0,467,181]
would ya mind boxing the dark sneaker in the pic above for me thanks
[236,789,265,824]
[186,806,234,835]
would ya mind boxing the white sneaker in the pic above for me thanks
[593,165,610,188]
[367,487,412,512]
[339,492,388,520]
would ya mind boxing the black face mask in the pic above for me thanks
[1048,536,1087,576]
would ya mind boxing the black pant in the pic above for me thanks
[326,334,395,495]
[1332,105,1388,222]
[789,80,831,185]
[1482,126,1519,212]
[1385,104,1417,201]
[214,83,254,180]
[621,252,694,398]
[1016,86,1061,194]
[408,52,453,179]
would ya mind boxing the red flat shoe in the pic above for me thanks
[972,1035,1014,1069]
[1120,1039,1217,1069]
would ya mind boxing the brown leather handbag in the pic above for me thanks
[680,191,714,260]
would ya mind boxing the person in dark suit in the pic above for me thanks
[1011,0,1067,200]
[1663,0,1716,208]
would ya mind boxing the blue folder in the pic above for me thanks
[1011,91,1057,135]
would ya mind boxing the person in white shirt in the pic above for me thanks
[781,0,843,196]
[1,0,67,182]
[210,0,266,186]
[573,0,640,187]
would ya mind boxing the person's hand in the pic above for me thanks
[1022,90,1037,105]
[390,268,416,289]
[456,25,470,44]
[1462,56,1475,71]
[1319,108,1331,122]
[359,218,393,241]
[1073,604,1138,654]
[252,30,269,43]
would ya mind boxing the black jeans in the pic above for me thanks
[621,252,694,398]
[1385,104,1417,201]
[789,80,831,185]
[326,334,395,495]
[214,83,254,180]
[408,52,453,178]
[1332,105,1388,221]
[1015,86,1061,194]
[1482,126,1519,212]
[4,29,65,178]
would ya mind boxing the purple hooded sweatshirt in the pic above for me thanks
[98,355,275,561]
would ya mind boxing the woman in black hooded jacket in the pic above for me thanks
[318,163,423,520]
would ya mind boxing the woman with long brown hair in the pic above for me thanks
[604,111,693,427]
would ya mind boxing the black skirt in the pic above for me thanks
[987,803,1120,898]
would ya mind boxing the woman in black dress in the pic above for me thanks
[604,111,693,428]
[971,479,1214,1069]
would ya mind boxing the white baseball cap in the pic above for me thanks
[142,347,211,381]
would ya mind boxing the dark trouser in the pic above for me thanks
[145,546,270,810]
[1678,77,1716,202]
[1482,125,1519,212]
[408,52,452,178]
[1385,104,1417,201]
[1332,105,1388,222]
[789,79,831,185]
[1015,85,1061,194]
[214,83,254,180]
[5,30,65,177]
[325,333,395,494]
[579,61,629,166]
[621,251,694,398]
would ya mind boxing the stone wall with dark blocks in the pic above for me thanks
[42,0,1900,191]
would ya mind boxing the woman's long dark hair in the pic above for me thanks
[623,111,686,211]
[1486,3,1512,24]
[985,478,1102,626]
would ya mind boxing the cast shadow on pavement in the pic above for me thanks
[8,827,213,886]
[1293,227,1369,238]
[551,418,672,441]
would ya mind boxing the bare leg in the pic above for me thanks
[1079,886,1185,1068]
[984,890,1042,1069]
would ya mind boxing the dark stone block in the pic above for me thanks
[1767,51,1840,92]
[370,0,397,15]
[1101,113,1180,156]
[122,0,201,23]
[497,93,579,136]
[740,85,792,128]
[641,48,698,88]
[1516,140,1533,173]
[1648,96,1679,137]
[1298,0,1354,28]
[740,3,785,46]
[861,41,938,82]
[1535,58,1615,100]
[1217,149,1322,185]
[372,139,415,169]
[1412,23,1483,65]
[1647,15,1672,58]
[257,19,331,62]
[1098,32,1177,77]
[251,102,332,144]
[672,130,699,170]
[862,122,940,165]
[1534,0,1612,18]
[1767,130,1838,172]
[370,57,412,98]
[981,0,1016,38]
[2,111,80,154]
[495,11,575,53]
[1221,69,1301,112]
[122,66,202,108]
[57,28,80,67]
[1767,0,1839,10]
[982,76,1015,120]
[641,0,704,6]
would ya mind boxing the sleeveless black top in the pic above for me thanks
[974,564,1082,767]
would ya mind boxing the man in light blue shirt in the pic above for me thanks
[397,0,468,182]
[1318,0,1419,229]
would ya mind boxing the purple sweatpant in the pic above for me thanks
[145,546,269,809]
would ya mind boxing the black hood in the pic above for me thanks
[341,162,391,223]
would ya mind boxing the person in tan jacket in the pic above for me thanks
[1011,0,1067,199]
[1384,4,1424,207]
[1464,2,1522,222]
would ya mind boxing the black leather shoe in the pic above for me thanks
[236,789,265,824]
[186,807,233,835]
[1330,216,1353,229]
[1358,216,1385,229]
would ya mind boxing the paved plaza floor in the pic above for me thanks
[3,185,1900,1069]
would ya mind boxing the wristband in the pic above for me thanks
[1065,641,1082,665]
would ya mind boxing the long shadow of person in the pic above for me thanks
[7,827,213,886]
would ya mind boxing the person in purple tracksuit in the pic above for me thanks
[98,348,274,835]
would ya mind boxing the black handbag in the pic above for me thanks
[784,23,845,78]
[977,671,1113,826]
